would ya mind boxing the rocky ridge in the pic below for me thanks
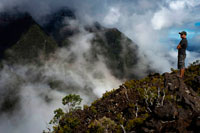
[49,60,200,133]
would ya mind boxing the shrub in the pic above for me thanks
[46,94,82,133]
[49,108,64,125]
[125,113,149,131]
[90,106,97,114]
[62,94,82,112]
[102,88,116,99]
[88,116,118,133]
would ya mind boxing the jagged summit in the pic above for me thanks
[0,9,144,116]
[0,12,58,65]
[42,7,146,79]
[43,7,76,45]
[48,60,200,133]
[0,12,35,59]
[0,9,143,80]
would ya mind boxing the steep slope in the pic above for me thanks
[0,12,58,65]
[0,10,142,116]
[42,8,150,79]
[48,60,200,133]
[3,24,58,65]
[0,13,58,113]
[89,27,139,79]
[0,12,35,59]
[43,7,76,46]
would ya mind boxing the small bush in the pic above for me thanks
[88,116,118,133]
[62,94,82,112]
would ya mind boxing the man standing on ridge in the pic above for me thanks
[177,31,188,78]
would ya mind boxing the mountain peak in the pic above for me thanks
[0,12,36,59]
[0,12,58,64]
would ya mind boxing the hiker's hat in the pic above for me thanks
[179,31,187,35]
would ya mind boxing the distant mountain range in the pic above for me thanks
[0,8,151,116]
[0,8,152,79]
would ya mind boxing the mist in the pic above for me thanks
[0,18,123,133]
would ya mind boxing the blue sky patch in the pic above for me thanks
[195,22,200,26]
[168,28,199,40]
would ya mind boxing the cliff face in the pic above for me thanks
[50,61,200,133]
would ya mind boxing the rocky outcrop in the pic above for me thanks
[49,61,200,133]
[152,73,200,132]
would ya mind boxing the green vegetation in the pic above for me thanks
[52,113,80,133]
[125,113,149,131]
[90,106,97,114]
[170,68,178,74]
[183,61,200,94]
[91,98,101,106]
[45,94,82,133]
[46,60,200,132]
[124,80,137,89]
[116,113,125,125]
[128,103,135,109]
[49,108,64,125]
[165,94,176,102]
[62,94,82,112]
[88,116,119,133]
[102,88,116,99]
[90,28,138,79]
[4,24,58,64]
[91,88,116,106]
[83,105,89,110]
[125,75,164,102]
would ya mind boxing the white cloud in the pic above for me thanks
[0,20,122,133]
[151,7,172,30]
[151,0,200,30]
[167,0,200,9]
[103,7,120,25]
[169,1,186,10]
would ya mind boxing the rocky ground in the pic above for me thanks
[48,60,200,133]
